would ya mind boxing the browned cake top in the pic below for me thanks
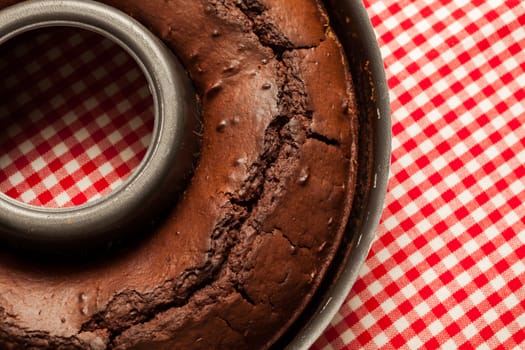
[0,0,358,349]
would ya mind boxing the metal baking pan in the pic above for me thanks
[282,0,391,348]
[0,0,389,347]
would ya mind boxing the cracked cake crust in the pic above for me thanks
[0,0,358,349]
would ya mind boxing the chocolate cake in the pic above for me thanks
[0,0,358,348]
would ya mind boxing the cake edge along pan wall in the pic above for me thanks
[280,0,391,348]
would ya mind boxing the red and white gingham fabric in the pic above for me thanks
[0,28,153,207]
[0,0,524,348]
[313,0,525,349]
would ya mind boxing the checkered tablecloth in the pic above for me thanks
[0,27,153,208]
[0,1,524,349]
[313,0,525,349]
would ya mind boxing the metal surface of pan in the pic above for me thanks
[0,0,201,253]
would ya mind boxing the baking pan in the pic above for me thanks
[0,0,389,346]
[281,0,391,348]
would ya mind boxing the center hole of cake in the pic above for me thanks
[0,27,154,208]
